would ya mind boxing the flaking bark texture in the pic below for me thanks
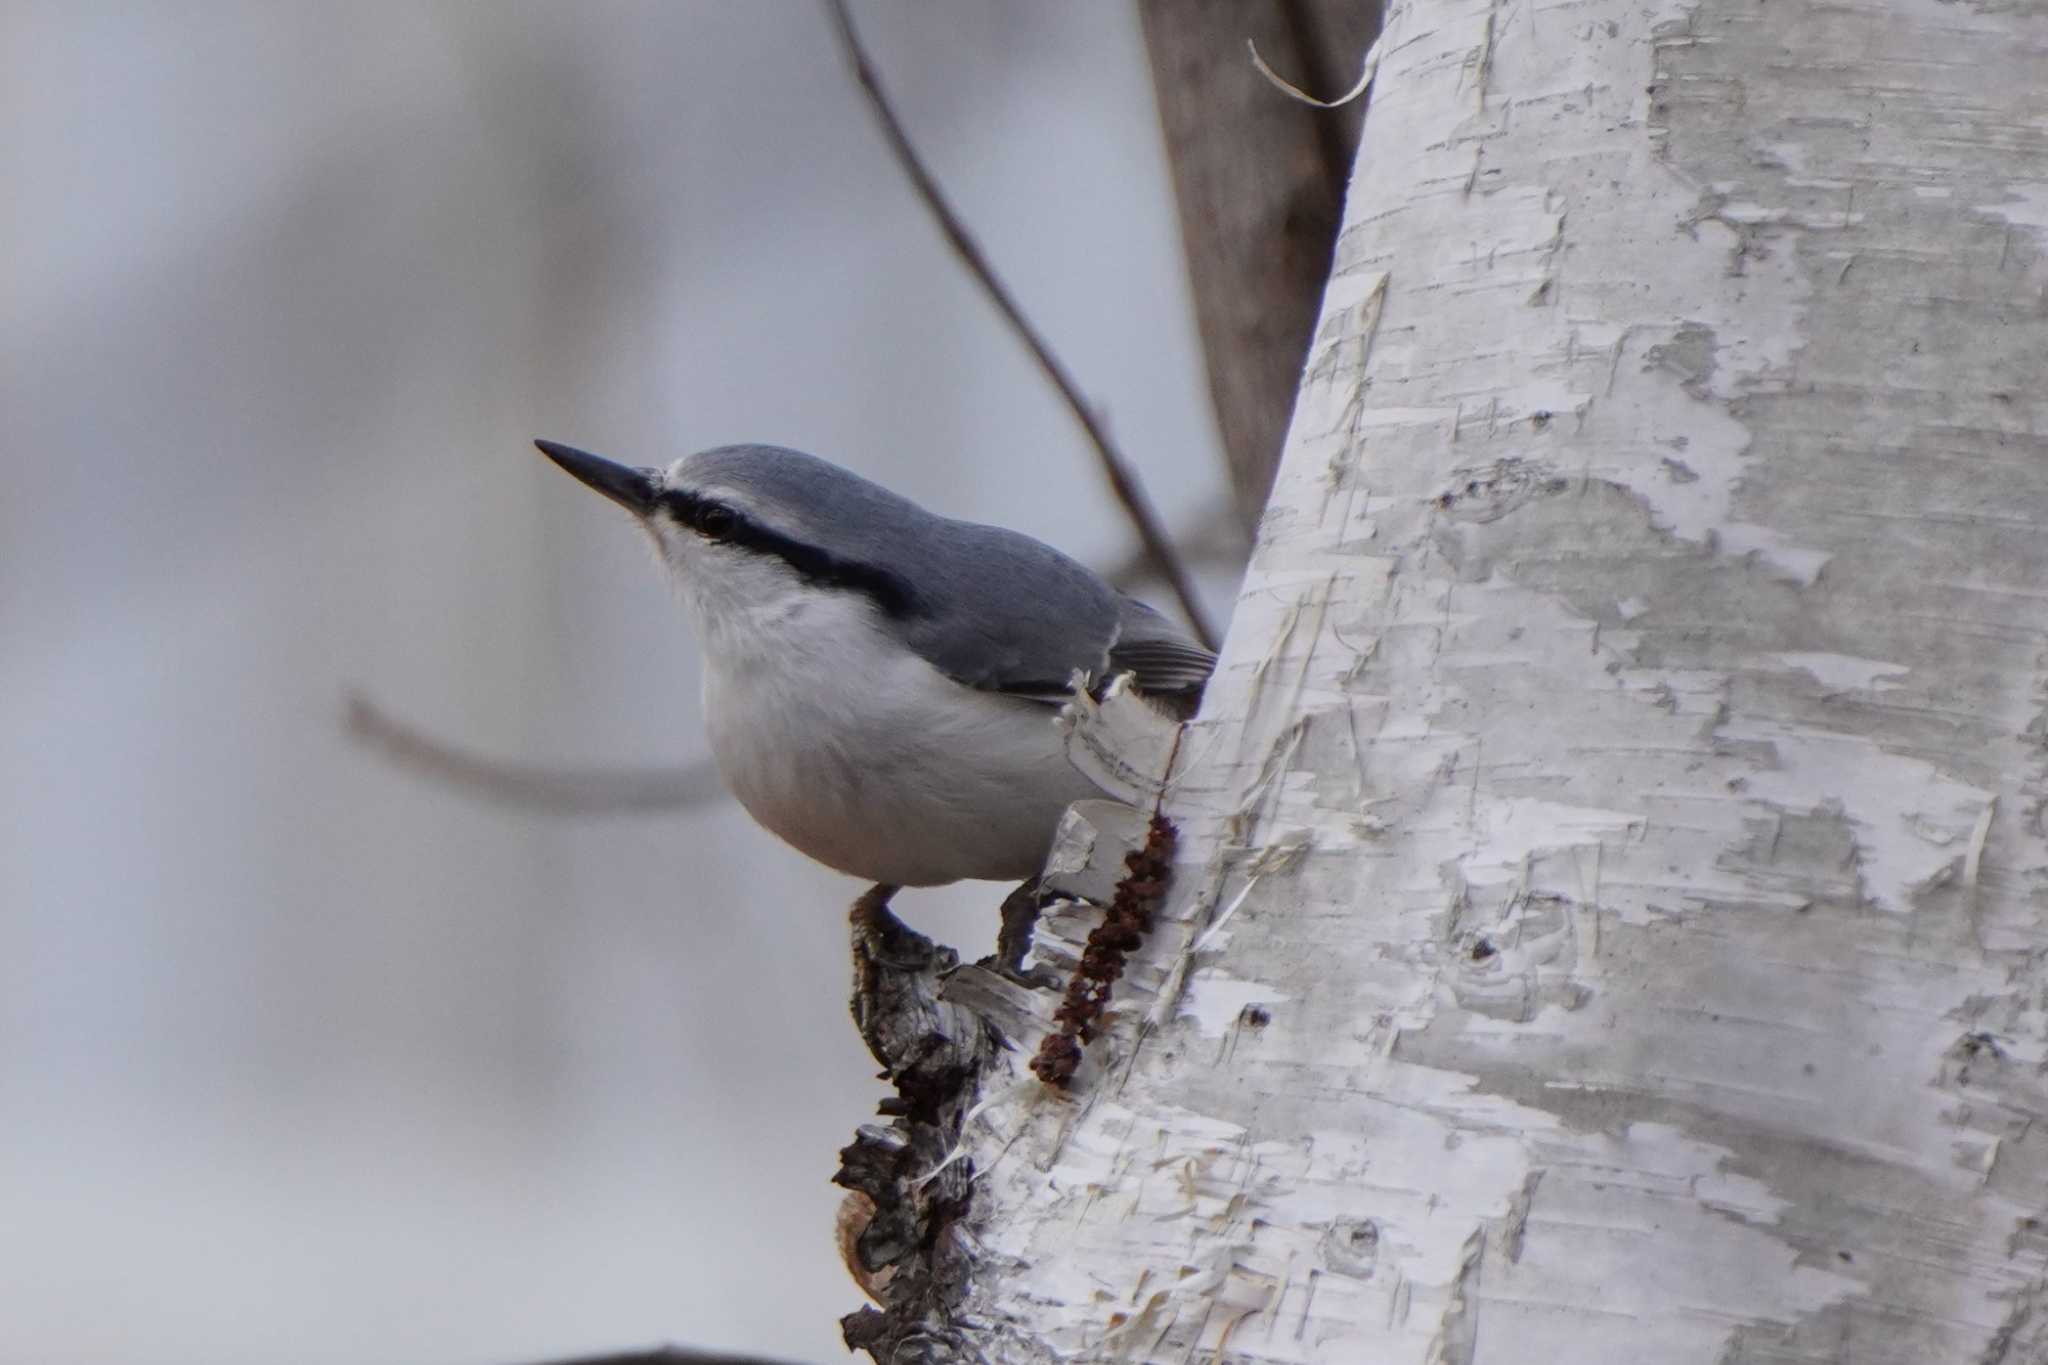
[835,803,1186,1361]
[905,0,2048,1359]
[836,892,1001,1362]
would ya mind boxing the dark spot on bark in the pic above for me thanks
[1434,458,1568,523]
[1957,1030,2004,1060]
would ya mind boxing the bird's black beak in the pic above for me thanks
[534,439,661,516]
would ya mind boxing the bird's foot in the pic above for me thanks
[985,878,1062,989]
[848,883,932,972]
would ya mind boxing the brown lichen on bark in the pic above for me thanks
[1030,814,1179,1088]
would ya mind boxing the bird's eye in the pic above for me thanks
[697,505,737,540]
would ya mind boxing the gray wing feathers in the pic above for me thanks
[1106,595,1216,701]
[888,525,1213,706]
[890,518,1124,695]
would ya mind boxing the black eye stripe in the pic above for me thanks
[659,490,919,618]
[661,490,740,539]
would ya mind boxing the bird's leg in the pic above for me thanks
[848,883,931,971]
[847,882,956,1075]
[850,881,906,937]
[990,877,1063,989]
[994,877,1043,974]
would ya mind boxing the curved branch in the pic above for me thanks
[822,0,1219,651]
[345,692,725,816]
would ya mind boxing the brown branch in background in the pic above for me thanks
[1275,0,1378,174]
[1137,0,1380,532]
[344,691,724,815]
[823,0,1219,652]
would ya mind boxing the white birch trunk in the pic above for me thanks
[917,0,2048,1358]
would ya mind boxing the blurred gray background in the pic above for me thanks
[0,4,1233,1362]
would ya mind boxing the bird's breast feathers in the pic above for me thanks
[696,589,1097,885]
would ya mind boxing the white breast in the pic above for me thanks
[694,584,1099,887]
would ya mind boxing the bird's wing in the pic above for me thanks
[930,595,1214,710]
[884,518,1214,708]
[889,520,1118,699]
[1103,594,1216,708]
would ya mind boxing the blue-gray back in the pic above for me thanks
[679,444,1213,700]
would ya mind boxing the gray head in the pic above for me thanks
[534,439,1142,693]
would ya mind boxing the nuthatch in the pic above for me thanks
[535,439,1213,893]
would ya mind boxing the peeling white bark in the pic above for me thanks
[936,0,2048,1358]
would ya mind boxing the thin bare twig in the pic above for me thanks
[345,691,724,815]
[1101,498,1249,593]
[823,0,1219,651]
